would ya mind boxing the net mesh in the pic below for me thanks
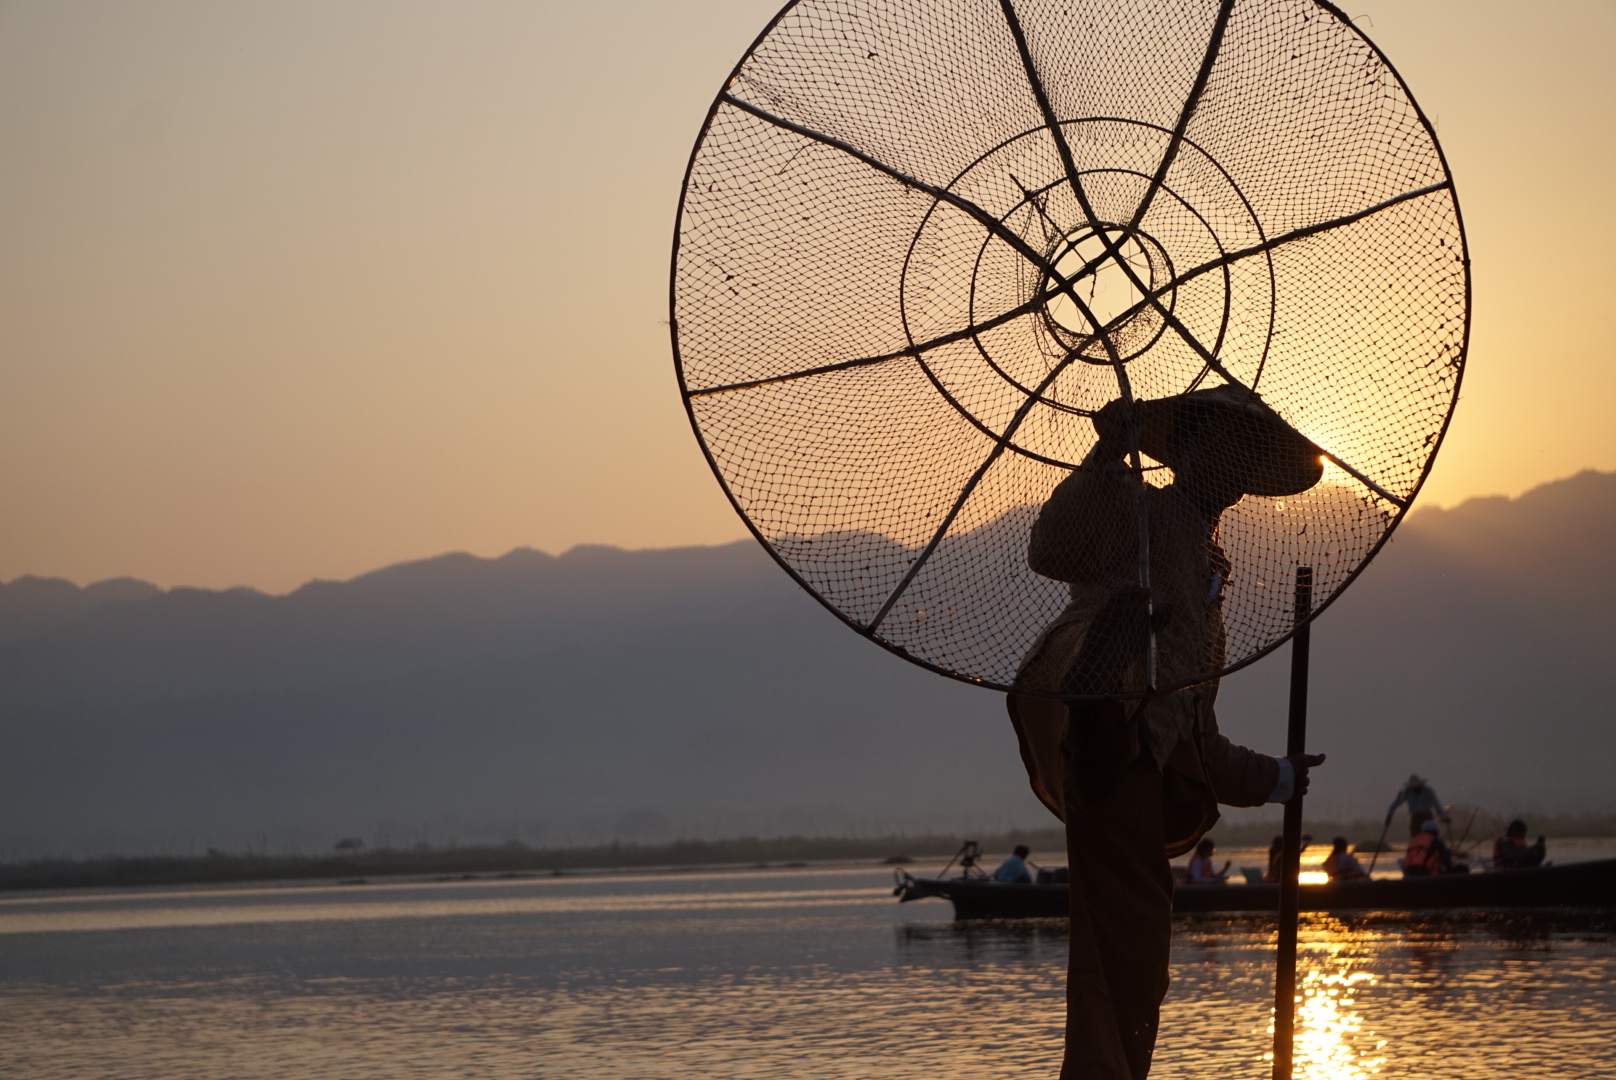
[673,0,1467,696]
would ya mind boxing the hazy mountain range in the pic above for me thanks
[4,471,1613,858]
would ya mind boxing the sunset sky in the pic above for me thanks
[2,0,1612,593]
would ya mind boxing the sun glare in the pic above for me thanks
[1297,969,1387,1079]
[1266,962,1387,1080]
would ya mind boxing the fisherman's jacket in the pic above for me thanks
[1009,462,1280,857]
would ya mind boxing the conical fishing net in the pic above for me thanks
[673,0,1467,697]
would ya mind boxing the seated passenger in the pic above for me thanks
[1401,819,1455,876]
[1186,838,1230,884]
[1263,833,1314,882]
[1492,820,1547,870]
[1322,836,1370,881]
[1262,834,1284,883]
[993,844,1034,884]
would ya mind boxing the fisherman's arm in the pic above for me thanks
[1190,705,1279,807]
[1195,707,1324,807]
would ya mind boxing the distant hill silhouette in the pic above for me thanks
[3,471,1614,857]
[0,576,161,647]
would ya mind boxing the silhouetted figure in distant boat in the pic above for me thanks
[1493,819,1547,870]
[1263,832,1313,883]
[1185,838,1230,884]
[1263,834,1284,883]
[1388,773,1449,837]
[1401,819,1457,876]
[1323,836,1369,881]
[993,844,1034,884]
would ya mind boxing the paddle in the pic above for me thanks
[1367,813,1394,876]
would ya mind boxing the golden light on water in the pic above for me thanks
[11,867,1616,1079]
[1297,871,1330,885]
[1265,963,1388,1080]
[1295,969,1387,1079]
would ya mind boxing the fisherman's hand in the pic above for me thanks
[1090,398,1134,458]
[1287,753,1326,797]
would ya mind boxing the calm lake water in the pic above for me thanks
[4,842,1616,1079]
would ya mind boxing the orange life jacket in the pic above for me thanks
[1404,831,1442,875]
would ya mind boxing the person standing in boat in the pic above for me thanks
[993,844,1035,884]
[1387,773,1450,837]
[1007,386,1327,1080]
[1492,820,1548,870]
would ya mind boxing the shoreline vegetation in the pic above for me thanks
[7,814,1615,893]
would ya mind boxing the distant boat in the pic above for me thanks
[895,858,1616,919]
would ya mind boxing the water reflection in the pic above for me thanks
[1165,909,1616,1079]
[2,871,1614,1079]
[1265,967,1386,1080]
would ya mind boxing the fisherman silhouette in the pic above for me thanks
[1008,386,1327,1079]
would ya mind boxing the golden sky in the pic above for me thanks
[1,0,1611,592]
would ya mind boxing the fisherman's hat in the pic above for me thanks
[1095,385,1324,497]
[1407,773,1427,787]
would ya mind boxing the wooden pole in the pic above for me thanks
[1271,565,1313,1080]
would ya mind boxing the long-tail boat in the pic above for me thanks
[894,849,1616,919]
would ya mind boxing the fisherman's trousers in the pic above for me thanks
[1059,704,1174,1080]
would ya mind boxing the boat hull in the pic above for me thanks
[898,858,1616,920]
